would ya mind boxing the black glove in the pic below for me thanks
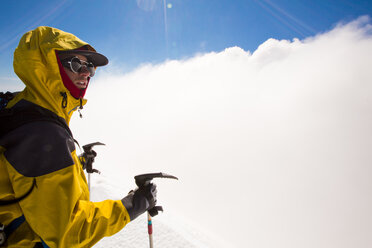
[121,183,157,221]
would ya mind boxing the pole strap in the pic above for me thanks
[4,215,26,239]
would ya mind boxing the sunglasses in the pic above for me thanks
[60,57,96,77]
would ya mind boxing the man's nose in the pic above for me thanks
[79,66,90,77]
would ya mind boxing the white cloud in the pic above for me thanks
[0,77,24,92]
[71,16,372,248]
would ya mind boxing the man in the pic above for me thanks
[0,26,156,247]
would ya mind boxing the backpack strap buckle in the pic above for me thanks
[0,222,6,246]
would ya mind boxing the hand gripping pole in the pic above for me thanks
[134,172,178,248]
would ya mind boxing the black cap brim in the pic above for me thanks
[59,50,108,67]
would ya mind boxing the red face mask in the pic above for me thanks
[56,51,90,99]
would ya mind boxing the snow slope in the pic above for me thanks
[90,175,229,248]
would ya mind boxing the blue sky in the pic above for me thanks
[0,0,371,85]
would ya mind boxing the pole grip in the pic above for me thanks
[147,214,153,235]
[148,213,154,248]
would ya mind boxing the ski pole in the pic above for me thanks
[134,173,178,248]
[81,142,105,191]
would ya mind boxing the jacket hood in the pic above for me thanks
[11,26,97,123]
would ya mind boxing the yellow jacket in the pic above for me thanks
[0,26,130,248]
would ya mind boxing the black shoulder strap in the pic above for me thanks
[0,99,73,139]
[0,99,72,206]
